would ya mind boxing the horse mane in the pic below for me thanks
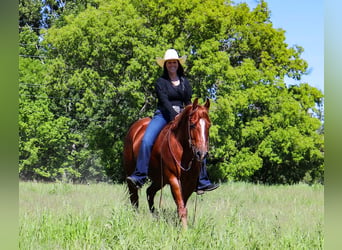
[168,98,210,132]
[169,104,193,131]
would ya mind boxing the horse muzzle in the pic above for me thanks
[194,149,209,162]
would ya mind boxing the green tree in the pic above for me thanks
[40,0,162,181]
[19,0,43,29]
[19,23,106,182]
[19,56,75,180]
[19,0,324,184]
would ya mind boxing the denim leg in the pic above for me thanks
[131,112,167,186]
[197,159,212,189]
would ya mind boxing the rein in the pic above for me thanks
[159,154,164,209]
[167,109,202,173]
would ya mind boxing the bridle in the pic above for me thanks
[167,107,209,172]
[187,107,209,159]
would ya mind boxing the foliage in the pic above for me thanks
[19,0,324,184]
[19,0,43,29]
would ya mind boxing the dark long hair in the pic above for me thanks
[161,61,185,80]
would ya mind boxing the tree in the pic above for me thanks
[19,0,324,184]
[39,0,161,181]
[19,56,75,180]
[19,0,43,29]
[19,21,107,182]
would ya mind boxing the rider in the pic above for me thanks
[126,49,219,194]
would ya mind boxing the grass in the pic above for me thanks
[19,181,323,249]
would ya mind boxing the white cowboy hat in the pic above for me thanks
[156,49,187,67]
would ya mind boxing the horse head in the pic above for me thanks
[188,98,211,162]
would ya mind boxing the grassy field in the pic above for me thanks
[19,181,323,249]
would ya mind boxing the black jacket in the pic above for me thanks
[155,76,192,122]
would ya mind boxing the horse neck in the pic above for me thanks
[173,113,190,148]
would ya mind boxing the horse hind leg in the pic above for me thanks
[146,182,161,214]
[127,181,139,209]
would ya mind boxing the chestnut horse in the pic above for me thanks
[123,98,211,228]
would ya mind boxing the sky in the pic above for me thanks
[235,0,324,93]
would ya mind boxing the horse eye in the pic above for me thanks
[190,123,196,129]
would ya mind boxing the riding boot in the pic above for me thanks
[127,138,150,188]
[196,160,219,194]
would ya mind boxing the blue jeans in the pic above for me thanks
[130,110,212,188]
[131,111,167,186]
[197,159,212,189]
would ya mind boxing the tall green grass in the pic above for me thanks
[19,182,323,249]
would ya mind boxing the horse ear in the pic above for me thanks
[204,98,210,109]
[192,98,199,110]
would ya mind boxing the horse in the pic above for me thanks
[123,98,211,228]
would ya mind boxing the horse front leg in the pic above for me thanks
[146,181,162,214]
[169,176,187,229]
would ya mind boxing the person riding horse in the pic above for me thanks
[126,49,219,194]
